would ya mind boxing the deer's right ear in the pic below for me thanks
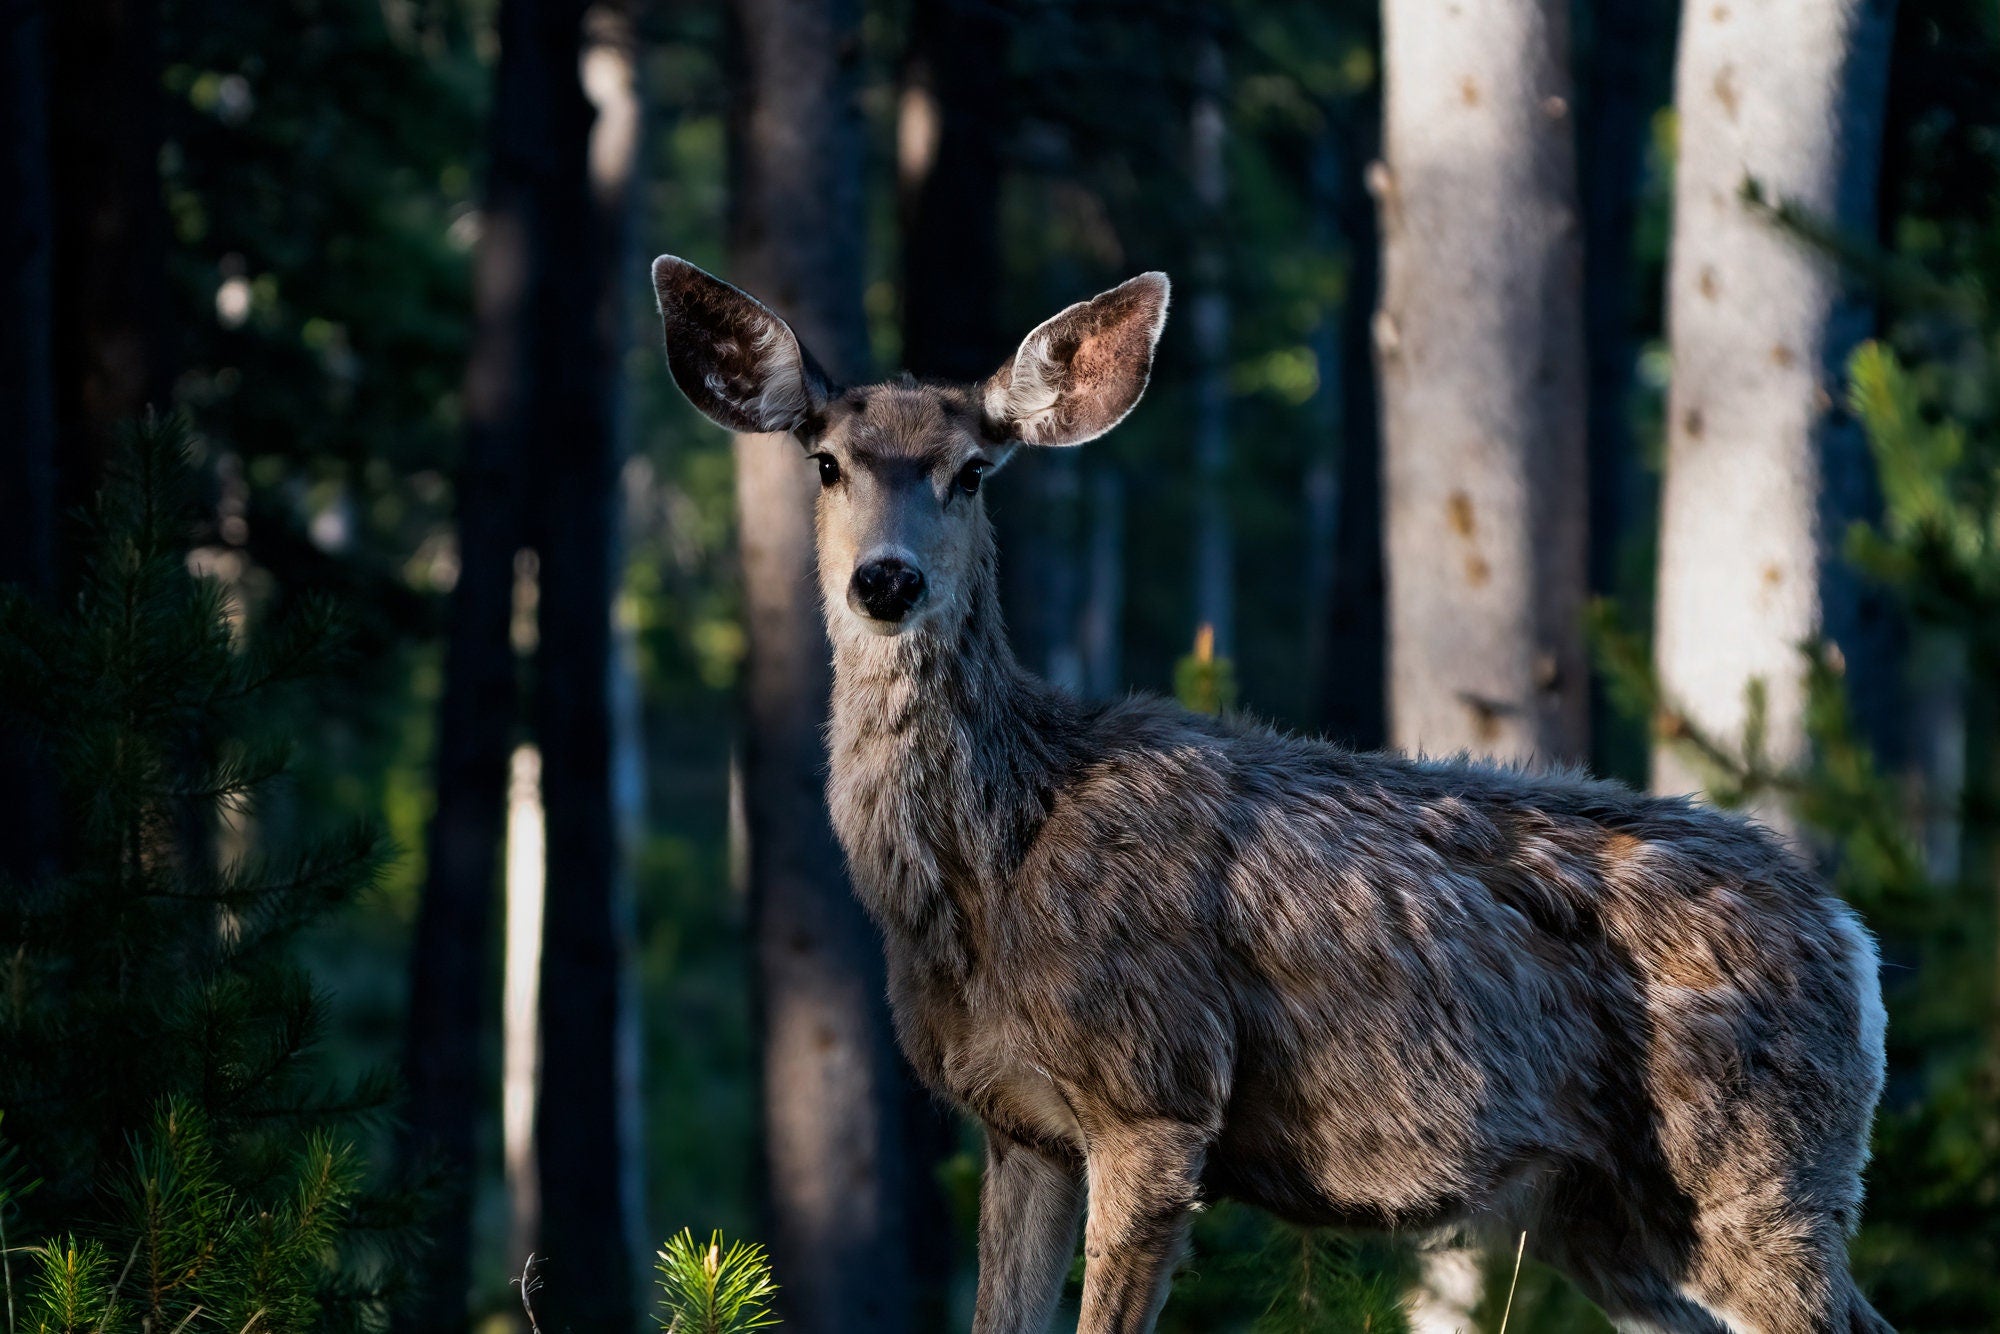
[652,255,835,436]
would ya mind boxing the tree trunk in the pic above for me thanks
[1316,99,1387,752]
[895,2,1012,1316]
[899,0,1006,383]
[730,2,912,1330]
[1375,0,1589,766]
[1189,33,1234,658]
[1081,466,1126,700]
[1577,0,1672,603]
[1650,0,1897,836]
[397,0,542,1320]
[48,0,171,528]
[529,2,645,1327]
[1,0,60,902]
[2,0,55,600]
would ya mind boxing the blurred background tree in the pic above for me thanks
[3,0,1999,1329]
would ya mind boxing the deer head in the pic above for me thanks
[652,255,1170,639]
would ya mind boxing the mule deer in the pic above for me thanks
[651,256,1892,1334]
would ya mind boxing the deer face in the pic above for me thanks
[652,256,1170,639]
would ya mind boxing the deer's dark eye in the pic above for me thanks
[954,459,987,496]
[813,454,841,488]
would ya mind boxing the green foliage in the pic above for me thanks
[0,416,415,1331]
[654,1230,781,1334]
[1246,1226,1407,1333]
[1175,626,1240,717]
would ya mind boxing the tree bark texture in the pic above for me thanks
[1650,0,1897,835]
[729,1,913,1329]
[529,2,646,1328]
[1375,0,1590,765]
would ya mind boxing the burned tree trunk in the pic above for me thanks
[730,0,913,1329]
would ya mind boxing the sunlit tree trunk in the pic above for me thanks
[730,1,912,1329]
[529,2,645,1327]
[1375,0,1588,769]
[1650,0,1897,837]
[397,0,540,1321]
[1377,2,1588,1322]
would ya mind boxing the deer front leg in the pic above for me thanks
[1077,1120,1208,1334]
[972,1132,1086,1334]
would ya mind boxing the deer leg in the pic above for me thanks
[972,1132,1085,1334]
[1076,1120,1208,1334]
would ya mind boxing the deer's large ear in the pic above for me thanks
[653,255,835,436]
[982,272,1170,447]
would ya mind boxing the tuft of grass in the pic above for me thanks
[655,1230,780,1334]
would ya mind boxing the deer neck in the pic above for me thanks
[826,535,1073,972]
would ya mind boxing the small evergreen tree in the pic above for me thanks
[0,416,416,1330]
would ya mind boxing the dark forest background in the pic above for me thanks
[4,0,1999,1330]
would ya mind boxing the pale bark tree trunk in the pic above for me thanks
[1377,5,1589,1321]
[1189,33,1234,658]
[730,1,912,1329]
[397,0,541,1319]
[1375,0,1589,767]
[530,1,645,1326]
[1650,0,1897,837]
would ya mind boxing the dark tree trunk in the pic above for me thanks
[900,0,1006,383]
[896,0,1013,1317]
[2,0,55,599]
[1316,100,1386,751]
[48,0,171,529]
[730,1,913,1330]
[1189,33,1234,658]
[1576,0,1671,601]
[1,0,60,912]
[397,0,543,1322]
[530,2,645,1328]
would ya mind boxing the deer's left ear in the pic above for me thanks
[653,255,836,436]
[982,272,1170,448]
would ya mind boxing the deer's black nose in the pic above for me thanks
[850,558,927,622]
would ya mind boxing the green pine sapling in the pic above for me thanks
[0,415,417,1331]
